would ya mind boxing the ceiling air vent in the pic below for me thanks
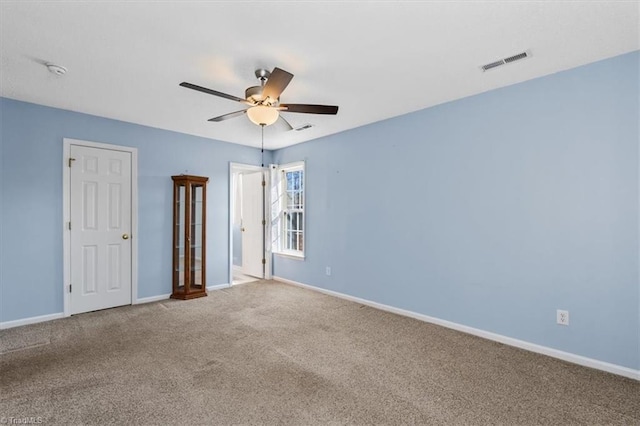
[481,50,531,72]
[295,124,314,131]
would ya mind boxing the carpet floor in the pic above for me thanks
[1,280,638,425]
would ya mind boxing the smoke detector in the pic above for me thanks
[46,63,67,76]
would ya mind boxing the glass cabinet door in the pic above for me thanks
[175,183,186,292]
[171,175,208,300]
[190,183,204,290]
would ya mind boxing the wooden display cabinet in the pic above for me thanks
[171,175,208,300]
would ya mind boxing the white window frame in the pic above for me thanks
[271,161,305,259]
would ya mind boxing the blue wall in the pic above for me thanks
[1,52,638,371]
[0,98,268,322]
[272,51,639,370]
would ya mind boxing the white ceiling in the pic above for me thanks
[1,1,638,150]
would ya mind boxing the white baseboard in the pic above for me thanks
[136,284,230,304]
[135,293,171,304]
[273,276,640,381]
[0,283,231,330]
[0,312,64,330]
[208,283,231,291]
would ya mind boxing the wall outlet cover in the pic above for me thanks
[557,309,569,326]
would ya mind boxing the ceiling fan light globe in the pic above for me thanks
[247,105,279,126]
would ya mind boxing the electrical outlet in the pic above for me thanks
[557,309,569,326]
[326,266,331,276]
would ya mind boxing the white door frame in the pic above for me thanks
[62,138,138,317]
[228,162,271,284]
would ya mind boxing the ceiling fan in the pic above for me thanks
[179,67,339,128]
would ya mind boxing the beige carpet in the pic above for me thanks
[1,280,638,425]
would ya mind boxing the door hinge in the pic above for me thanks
[68,222,71,230]
[68,157,76,167]
[262,258,266,265]
[69,284,72,293]
[262,180,266,187]
[262,219,266,225]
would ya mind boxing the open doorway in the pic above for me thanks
[229,163,271,285]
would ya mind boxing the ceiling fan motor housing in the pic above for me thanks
[245,86,264,103]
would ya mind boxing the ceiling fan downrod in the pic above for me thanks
[255,69,270,86]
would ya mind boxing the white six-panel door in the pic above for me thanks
[70,145,132,314]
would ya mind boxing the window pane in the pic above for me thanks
[290,212,296,231]
[296,231,303,251]
[288,226,295,250]
[286,171,293,191]
[286,170,303,191]
[286,190,295,209]
[293,171,299,190]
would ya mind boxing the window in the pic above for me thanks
[283,167,304,252]
[271,161,305,258]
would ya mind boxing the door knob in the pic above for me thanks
[122,234,129,240]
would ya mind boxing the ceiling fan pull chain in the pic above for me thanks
[261,124,265,168]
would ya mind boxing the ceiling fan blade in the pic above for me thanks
[208,110,247,122]
[279,115,293,131]
[281,104,339,115]
[180,82,250,104]
[262,67,294,102]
